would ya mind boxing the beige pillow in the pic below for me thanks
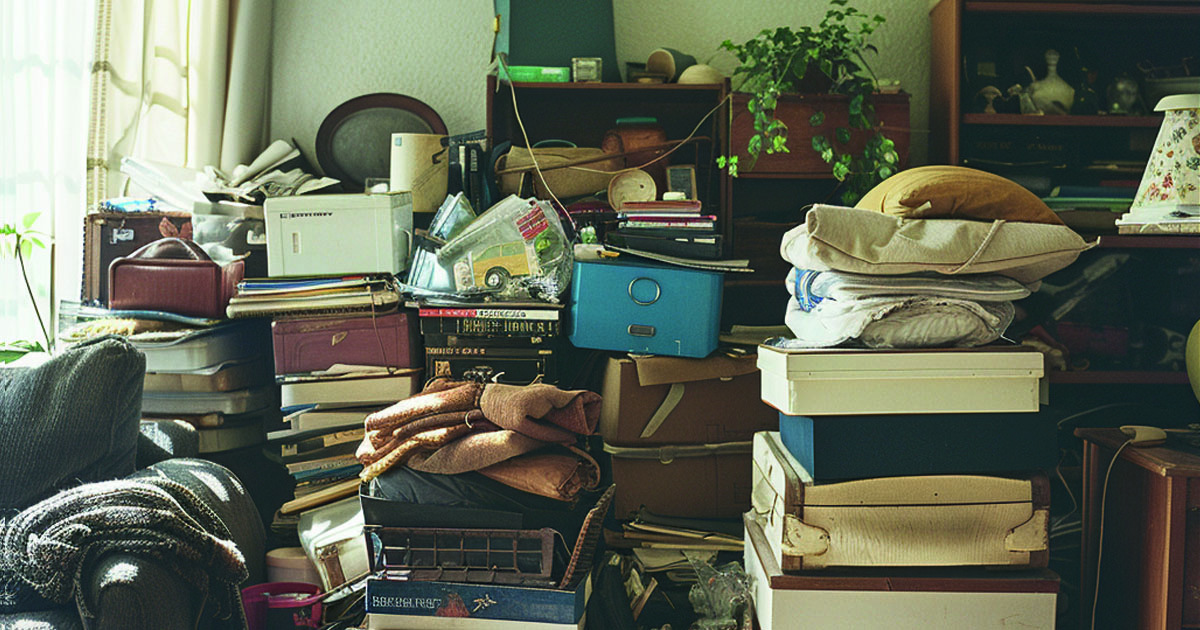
[856,165,1064,225]
[780,205,1094,284]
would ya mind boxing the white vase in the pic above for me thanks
[1029,50,1075,115]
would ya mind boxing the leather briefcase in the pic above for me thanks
[108,238,244,319]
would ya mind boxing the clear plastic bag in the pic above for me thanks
[419,195,572,302]
[686,553,751,630]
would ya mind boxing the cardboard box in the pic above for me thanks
[604,441,752,519]
[568,259,722,358]
[751,432,1049,571]
[757,345,1045,415]
[744,514,1058,630]
[778,411,1058,481]
[599,353,777,446]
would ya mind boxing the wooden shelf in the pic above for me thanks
[962,113,1162,128]
[1049,370,1190,385]
[967,2,1200,16]
[1096,234,1200,249]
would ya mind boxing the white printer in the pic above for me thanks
[264,192,412,277]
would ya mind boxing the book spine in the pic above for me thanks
[286,455,360,474]
[419,316,561,337]
[619,220,714,230]
[422,332,557,348]
[365,579,582,624]
[418,308,558,320]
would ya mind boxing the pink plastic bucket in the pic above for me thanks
[242,582,323,630]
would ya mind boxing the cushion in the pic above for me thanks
[855,165,1064,225]
[780,205,1094,284]
[0,335,145,510]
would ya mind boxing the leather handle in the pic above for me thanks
[128,237,211,262]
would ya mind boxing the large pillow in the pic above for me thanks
[0,335,145,510]
[781,205,1094,284]
[855,165,1064,225]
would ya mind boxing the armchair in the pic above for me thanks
[0,336,264,630]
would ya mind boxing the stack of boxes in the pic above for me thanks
[748,344,1060,629]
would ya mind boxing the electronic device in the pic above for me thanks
[1119,424,1168,447]
[264,192,412,277]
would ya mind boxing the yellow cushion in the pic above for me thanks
[855,165,1064,225]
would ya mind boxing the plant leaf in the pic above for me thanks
[21,212,40,229]
[19,239,32,260]
[836,127,852,144]
[809,111,825,127]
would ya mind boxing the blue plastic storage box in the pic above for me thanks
[568,259,722,358]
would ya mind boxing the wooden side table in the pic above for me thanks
[1076,428,1200,630]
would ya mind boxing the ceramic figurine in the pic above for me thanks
[977,85,1004,114]
[1028,49,1074,115]
[1107,76,1145,115]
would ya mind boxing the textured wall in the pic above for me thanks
[270,0,931,172]
[613,0,932,163]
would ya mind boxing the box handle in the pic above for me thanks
[639,382,685,439]
[628,277,661,305]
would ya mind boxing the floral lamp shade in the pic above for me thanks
[1133,94,1200,213]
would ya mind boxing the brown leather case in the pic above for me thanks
[82,211,192,305]
[108,238,244,319]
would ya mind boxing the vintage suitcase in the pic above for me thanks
[757,345,1045,415]
[744,515,1059,630]
[272,310,422,375]
[599,353,777,446]
[778,411,1058,482]
[604,441,752,519]
[568,259,722,358]
[109,238,244,319]
[425,345,559,385]
[83,210,191,305]
[298,495,369,591]
[751,431,1050,571]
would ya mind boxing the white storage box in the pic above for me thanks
[265,192,412,277]
[757,345,1044,415]
[745,515,1058,630]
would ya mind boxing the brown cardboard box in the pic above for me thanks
[605,441,752,519]
[599,353,778,446]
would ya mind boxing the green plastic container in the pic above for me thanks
[501,65,570,83]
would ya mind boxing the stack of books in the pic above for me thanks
[606,199,723,259]
[226,275,400,319]
[268,406,377,517]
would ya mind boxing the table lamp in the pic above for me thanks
[1131,94,1200,215]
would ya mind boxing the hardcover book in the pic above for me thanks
[364,576,588,625]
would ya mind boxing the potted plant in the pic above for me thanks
[718,0,901,205]
[1,211,51,362]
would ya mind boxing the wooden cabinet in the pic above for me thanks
[930,1,1200,193]
[1076,428,1200,630]
[485,75,730,241]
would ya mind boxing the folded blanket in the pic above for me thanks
[782,294,1014,349]
[0,475,246,628]
[357,379,602,488]
[788,268,1032,307]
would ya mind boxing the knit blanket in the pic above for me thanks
[357,378,602,489]
[0,474,247,627]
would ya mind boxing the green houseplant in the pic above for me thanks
[1,211,51,362]
[718,0,900,205]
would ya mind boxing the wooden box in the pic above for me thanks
[745,514,1059,630]
[757,345,1045,415]
[751,431,1050,571]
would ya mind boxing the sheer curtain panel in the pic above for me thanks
[0,1,94,347]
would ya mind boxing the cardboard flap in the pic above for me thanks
[631,352,759,386]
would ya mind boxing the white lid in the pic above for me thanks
[1154,93,1200,111]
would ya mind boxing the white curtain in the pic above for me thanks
[88,0,274,206]
[0,1,95,348]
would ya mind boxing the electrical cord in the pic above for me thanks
[1089,438,1132,630]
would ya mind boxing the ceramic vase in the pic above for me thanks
[1029,50,1075,115]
